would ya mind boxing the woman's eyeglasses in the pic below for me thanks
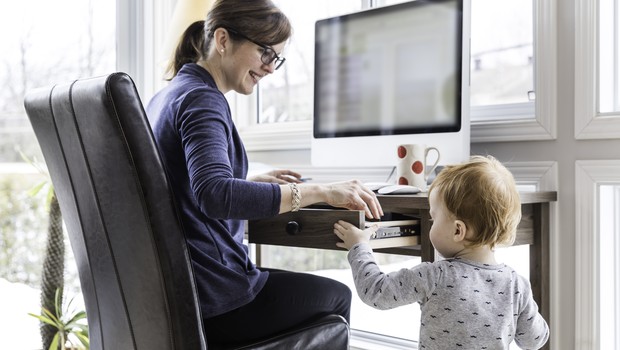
[226,28,286,70]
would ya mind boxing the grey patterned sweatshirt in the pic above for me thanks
[348,243,549,349]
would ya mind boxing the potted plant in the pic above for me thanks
[22,152,89,349]
[29,288,89,350]
[38,190,66,348]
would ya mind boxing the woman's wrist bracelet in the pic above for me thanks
[289,183,301,212]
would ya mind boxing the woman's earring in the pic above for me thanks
[221,49,224,53]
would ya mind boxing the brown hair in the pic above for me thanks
[166,0,292,79]
[428,155,521,249]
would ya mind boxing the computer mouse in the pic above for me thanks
[363,182,394,191]
[377,184,421,195]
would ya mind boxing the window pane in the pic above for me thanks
[258,0,536,125]
[470,0,534,107]
[258,0,362,124]
[0,0,116,162]
[258,242,531,346]
[599,0,619,113]
[0,1,116,348]
[257,245,421,341]
[600,185,620,349]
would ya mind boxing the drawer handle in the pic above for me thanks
[286,221,302,235]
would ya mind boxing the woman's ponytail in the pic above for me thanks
[166,20,207,80]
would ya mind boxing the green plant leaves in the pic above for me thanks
[28,288,89,350]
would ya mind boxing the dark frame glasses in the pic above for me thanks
[226,28,286,70]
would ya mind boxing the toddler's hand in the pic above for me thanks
[334,220,377,250]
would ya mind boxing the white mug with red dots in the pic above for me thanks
[396,144,440,191]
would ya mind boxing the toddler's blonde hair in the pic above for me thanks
[428,155,521,249]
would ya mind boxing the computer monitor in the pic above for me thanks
[311,0,470,168]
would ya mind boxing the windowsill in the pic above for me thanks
[240,120,312,151]
[350,329,417,350]
[240,115,552,153]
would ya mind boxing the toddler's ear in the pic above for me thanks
[452,220,468,242]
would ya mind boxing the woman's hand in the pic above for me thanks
[248,169,302,184]
[324,180,383,219]
[334,220,377,250]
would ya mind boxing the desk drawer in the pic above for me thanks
[249,208,364,250]
[248,208,422,251]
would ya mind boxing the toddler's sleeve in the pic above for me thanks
[514,276,549,349]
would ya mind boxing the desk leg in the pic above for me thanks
[255,244,263,267]
[420,211,435,262]
[529,203,550,350]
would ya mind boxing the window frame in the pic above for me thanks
[117,0,175,102]
[233,91,312,151]
[575,0,620,140]
[575,160,620,350]
[117,0,148,97]
[471,0,557,142]
[236,0,557,150]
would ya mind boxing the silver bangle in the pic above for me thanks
[289,183,301,212]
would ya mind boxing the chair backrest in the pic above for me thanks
[24,73,207,350]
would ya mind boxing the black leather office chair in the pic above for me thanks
[24,72,350,350]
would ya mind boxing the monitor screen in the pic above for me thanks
[312,0,469,168]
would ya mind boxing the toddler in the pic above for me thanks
[334,155,549,349]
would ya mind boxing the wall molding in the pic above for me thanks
[506,161,558,190]
[507,161,559,348]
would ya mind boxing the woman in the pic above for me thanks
[146,0,383,346]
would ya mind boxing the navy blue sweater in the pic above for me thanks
[146,63,281,318]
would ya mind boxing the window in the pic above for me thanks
[470,0,534,114]
[237,0,556,150]
[258,1,362,125]
[0,1,116,348]
[576,161,620,350]
[599,0,620,114]
[258,246,422,346]
[575,0,620,139]
[237,0,362,150]
[266,0,538,119]
[470,0,556,141]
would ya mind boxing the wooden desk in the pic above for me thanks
[249,191,556,347]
